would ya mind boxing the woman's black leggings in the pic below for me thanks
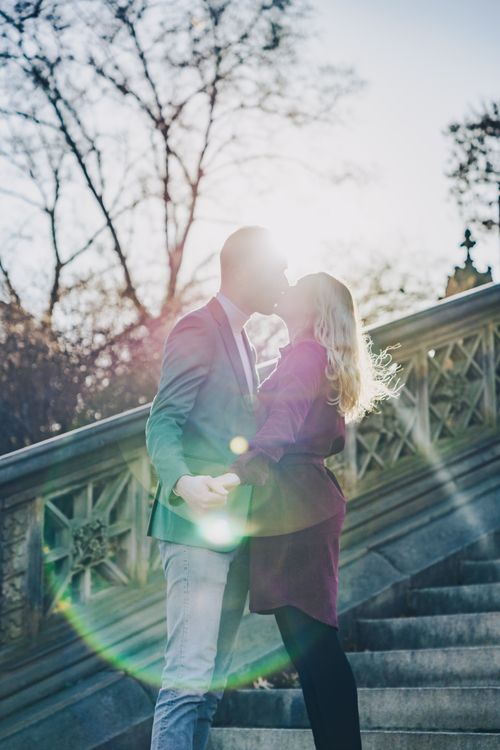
[274,605,363,750]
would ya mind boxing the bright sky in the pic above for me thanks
[2,0,499,316]
[187,0,500,296]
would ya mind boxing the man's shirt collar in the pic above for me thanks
[215,291,250,334]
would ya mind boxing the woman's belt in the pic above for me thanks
[278,452,325,466]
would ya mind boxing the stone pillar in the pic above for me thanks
[0,495,43,646]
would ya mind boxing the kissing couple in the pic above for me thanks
[145,225,396,750]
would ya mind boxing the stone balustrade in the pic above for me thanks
[1,282,499,647]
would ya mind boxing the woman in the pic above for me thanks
[218,272,400,750]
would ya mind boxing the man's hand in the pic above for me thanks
[174,474,229,512]
[213,472,241,491]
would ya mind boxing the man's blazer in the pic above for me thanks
[145,297,258,551]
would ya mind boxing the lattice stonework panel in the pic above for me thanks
[42,468,136,614]
[355,357,418,479]
[428,331,488,443]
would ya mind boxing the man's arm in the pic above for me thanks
[145,315,226,508]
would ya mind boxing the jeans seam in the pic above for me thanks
[179,548,189,691]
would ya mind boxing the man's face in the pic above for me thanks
[247,247,289,315]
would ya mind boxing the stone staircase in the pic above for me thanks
[1,536,500,749]
[209,533,500,749]
[1,281,499,748]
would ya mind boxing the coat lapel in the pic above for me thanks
[241,328,259,392]
[207,297,254,402]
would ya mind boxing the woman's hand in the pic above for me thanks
[213,472,241,491]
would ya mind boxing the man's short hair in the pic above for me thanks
[220,226,270,279]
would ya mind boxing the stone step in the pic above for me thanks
[461,531,500,561]
[408,583,500,615]
[460,559,500,584]
[0,617,164,720]
[0,669,153,750]
[215,687,500,731]
[357,611,500,650]
[0,588,165,685]
[207,727,500,749]
[0,572,165,671]
[347,645,500,687]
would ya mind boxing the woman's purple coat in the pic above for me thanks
[232,338,348,628]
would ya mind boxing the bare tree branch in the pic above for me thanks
[0,257,21,306]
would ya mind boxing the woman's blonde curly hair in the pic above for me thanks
[310,272,402,424]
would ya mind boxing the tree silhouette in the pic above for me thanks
[446,101,500,234]
[0,0,362,453]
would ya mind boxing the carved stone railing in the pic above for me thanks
[0,412,157,646]
[1,282,499,647]
[327,281,500,495]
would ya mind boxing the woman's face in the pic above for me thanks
[275,275,316,332]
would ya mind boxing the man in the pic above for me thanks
[145,226,288,750]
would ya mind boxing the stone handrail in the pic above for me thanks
[1,281,499,646]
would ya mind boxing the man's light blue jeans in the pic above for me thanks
[150,538,250,750]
